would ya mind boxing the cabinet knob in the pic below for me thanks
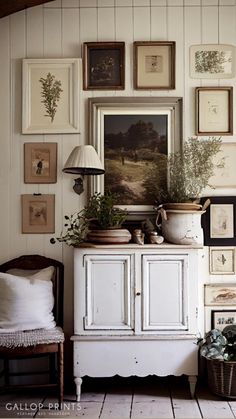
[136,292,141,296]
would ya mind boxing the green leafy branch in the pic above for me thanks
[39,72,63,123]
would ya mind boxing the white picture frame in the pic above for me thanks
[88,97,182,217]
[209,143,236,188]
[205,284,236,306]
[22,58,81,134]
[209,247,235,275]
[190,44,235,79]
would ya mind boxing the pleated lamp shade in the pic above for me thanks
[62,145,105,175]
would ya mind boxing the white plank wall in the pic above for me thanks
[0,0,236,385]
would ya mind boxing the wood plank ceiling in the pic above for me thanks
[0,0,54,19]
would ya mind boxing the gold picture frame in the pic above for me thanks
[22,194,55,234]
[24,143,57,184]
[134,41,175,90]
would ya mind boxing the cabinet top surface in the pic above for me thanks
[74,242,203,250]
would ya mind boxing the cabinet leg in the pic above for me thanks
[74,377,83,402]
[188,375,197,398]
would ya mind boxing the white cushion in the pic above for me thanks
[0,266,56,333]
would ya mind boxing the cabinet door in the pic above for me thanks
[84,254,134,331]
[142,254,189,332]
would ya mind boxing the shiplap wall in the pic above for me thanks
[0,0,236,385]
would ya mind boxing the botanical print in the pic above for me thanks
[145,55,163,73]
[195,50,232,74]
[31,147,50,177]
[210,248,235,274]
[39,72,63,122]
[90,50,121,85]
[29,201,47,226]
[104,114,168,206]
[210,204,234,238]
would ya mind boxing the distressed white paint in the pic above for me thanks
[0,0,236,386]
[73,245,201,399]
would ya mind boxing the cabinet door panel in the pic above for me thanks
[84,255,133,330]
[142,255,188,331]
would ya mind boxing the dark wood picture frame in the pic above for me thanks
[133,41,175,90]
[201,196,236,246]
[211,309,236,331]
[196,86,233,135]
[22,194,55,234]
[24,142,57,184]
[83,42,125,90]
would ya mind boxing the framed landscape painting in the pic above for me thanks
[88,97,182,217]
[22,58,80,134]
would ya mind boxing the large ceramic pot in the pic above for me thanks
[157,208,205,245]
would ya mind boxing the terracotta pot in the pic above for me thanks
[87,228,131,244]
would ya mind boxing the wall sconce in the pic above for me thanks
[62,145,105,195]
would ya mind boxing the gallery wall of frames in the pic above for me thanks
[1,0,236,383]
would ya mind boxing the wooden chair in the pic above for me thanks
[0,255,64,404]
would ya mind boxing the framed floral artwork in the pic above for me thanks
[24,143,57,183]
[83,42,125,90]
[22,58,81,134]
[190,44,235,79]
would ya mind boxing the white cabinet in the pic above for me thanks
[72,244,203,401]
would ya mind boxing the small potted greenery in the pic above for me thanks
[53,192,131,246]
[199,327,236,398]
[155,136,224,245]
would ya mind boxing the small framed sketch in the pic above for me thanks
[22,58,80,134]
[190,44,235,79]
[208,143,236,189]
[196,87,233,135]
[24,143,57,184]
[209,247,235,275]
[83,42,125,90]
[134,41,175,89]
[205,284,236,306]
[22,194,55,233]
[201,196,236,246]
[211,309,236,331]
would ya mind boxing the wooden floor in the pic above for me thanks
[1,376,236,418]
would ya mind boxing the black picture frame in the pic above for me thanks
[83,42,125,90]
[211,309,236,331]
[201,196,236,246]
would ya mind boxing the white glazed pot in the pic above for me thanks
[158,209,205,245]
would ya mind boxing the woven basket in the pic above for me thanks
[205,357,236,399]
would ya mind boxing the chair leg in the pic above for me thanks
[4,359,9,386]
[58,342,64,406]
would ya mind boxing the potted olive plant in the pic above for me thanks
[154,137,224,245]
